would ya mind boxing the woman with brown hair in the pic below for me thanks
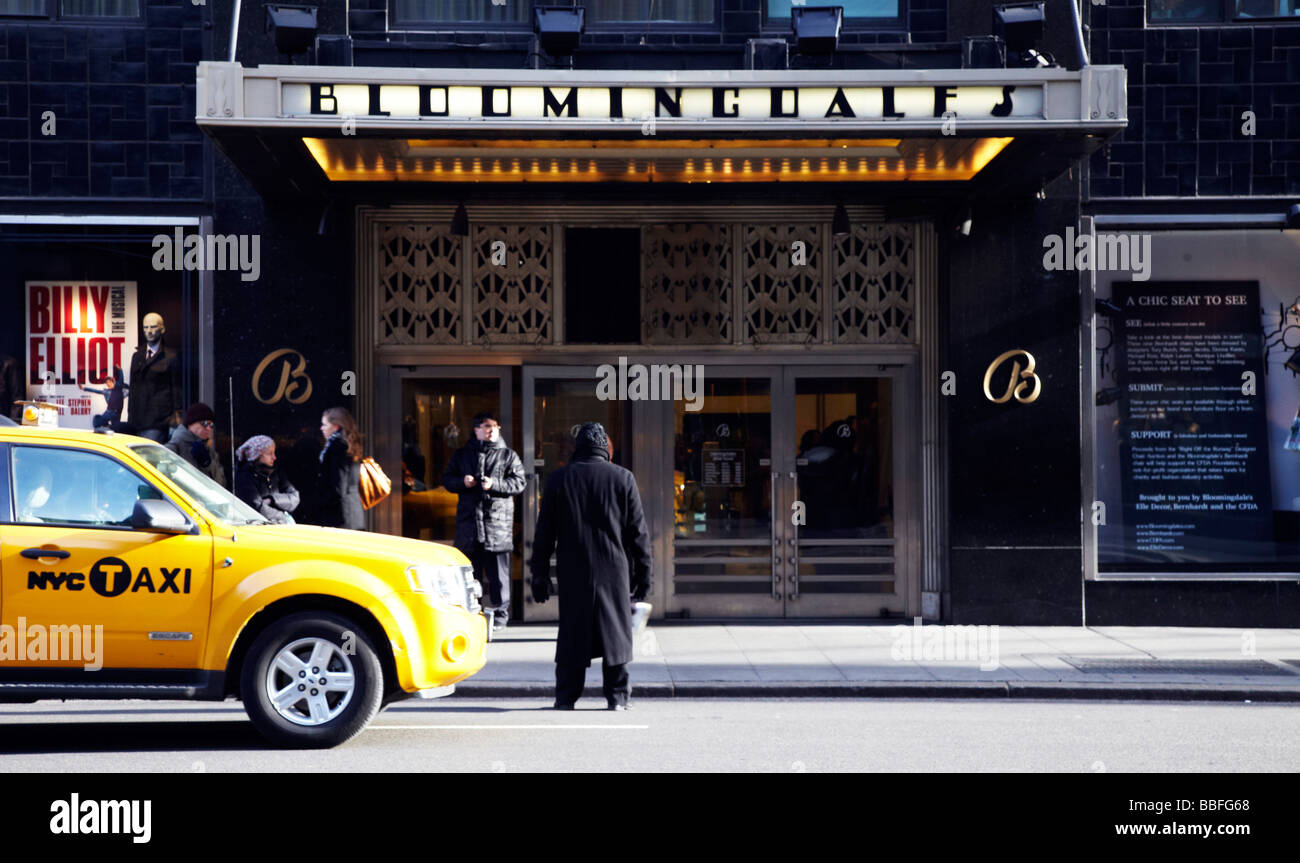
[316,406,365,530]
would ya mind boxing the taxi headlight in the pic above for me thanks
[406,565,467,607]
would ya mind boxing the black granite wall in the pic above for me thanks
[1087,0,1300,198]
[944,173,1084,624]
[0,0,210,201]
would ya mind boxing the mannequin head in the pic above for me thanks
[142,313,165,346]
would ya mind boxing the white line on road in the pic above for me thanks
[370,724,649,730]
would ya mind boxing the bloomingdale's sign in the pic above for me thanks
[281,83,1044,122]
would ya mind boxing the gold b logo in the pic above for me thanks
[252,348,314,405]
[982,349,1041,404]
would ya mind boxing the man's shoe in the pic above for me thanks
[553,702,575,710]
[492,620,507,632]
[606,701,630,711]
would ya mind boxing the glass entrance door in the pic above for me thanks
[781,367,910,618]
[667,364,914,618]
[522,366,632,622]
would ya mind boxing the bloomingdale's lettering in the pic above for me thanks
[294,83,1030,122]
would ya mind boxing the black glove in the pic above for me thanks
[530,573,552,603]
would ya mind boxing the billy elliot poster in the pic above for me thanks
[25,281,138,430]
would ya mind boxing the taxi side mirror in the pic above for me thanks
[131,499,194,534]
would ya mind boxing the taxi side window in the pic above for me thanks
[10,446,159,528]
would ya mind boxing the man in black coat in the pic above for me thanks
[530,422,652,711]
[127,313,181,442]
[442,411,526,631]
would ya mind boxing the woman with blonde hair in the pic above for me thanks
[316,406,364,530]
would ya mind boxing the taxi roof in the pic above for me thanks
[0,425,159,450]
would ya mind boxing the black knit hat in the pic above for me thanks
[182,402,216,427]
[574,422,609,454]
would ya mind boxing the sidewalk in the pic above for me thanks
[454,622,1300,701]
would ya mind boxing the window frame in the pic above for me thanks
[762,0,908,34]
[387,0,721,32]
[0,0,48,19]
[0,0,146,21]
[5,443,172,532]
[387,0,536,31]
[1146,0,1300,25]
[58,0,144,20]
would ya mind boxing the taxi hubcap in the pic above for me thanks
[266,637,355,727]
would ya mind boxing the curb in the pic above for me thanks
[453,681,1300,702]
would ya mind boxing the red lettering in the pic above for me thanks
[62,289,74,338]
[51,285,61,333]
[89,286,108,333]
[60,337,73,385]
[29,285,50,334]
[78,290,90,333]
[29,339,44,385]
[108,336,125,371]
[88,338,108,383]
[76,337,86,385]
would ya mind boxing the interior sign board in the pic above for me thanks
[703,448,746,488]
[1111,281,1273,568]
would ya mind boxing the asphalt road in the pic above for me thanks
[0,697,1296,772]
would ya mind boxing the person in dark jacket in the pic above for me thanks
[316,406,365,530]
[529,422,652,711]
[127,313,181,442]
[0,353,23,421]
[443,411,526,631]
[165,402,226,487]
[234,434,300,524]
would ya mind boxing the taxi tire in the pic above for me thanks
[240,612,384,749]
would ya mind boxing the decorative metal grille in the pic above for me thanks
[376,224,462,345]
[832,224,916,344]
[472,225,554,344]
[742,225,823,344]
[641,224,733,344]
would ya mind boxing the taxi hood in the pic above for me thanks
[230,523,469,570]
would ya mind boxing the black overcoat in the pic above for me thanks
[316,434,364,530]
[127,341,181,435]
[442,438,526,553]
[530,446,652,667]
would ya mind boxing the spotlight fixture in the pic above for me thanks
[955,204,972,237]
[1095,387,1123,407]
[832,203,850,236]
[792,6,843,55]
[1095,298,1124,318]
[534,6,585,57]
[450,203,469,237]
[1286,203,1300,230]
[1286,347,1300,375]
[265,4,318,61]
[993,2,1048,67]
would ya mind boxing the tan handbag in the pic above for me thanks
[358,457,392,510]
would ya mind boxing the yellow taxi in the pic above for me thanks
[0,423,488,748]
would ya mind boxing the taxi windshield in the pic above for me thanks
[129,443,268,526]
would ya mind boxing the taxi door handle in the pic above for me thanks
[21,547,69,560]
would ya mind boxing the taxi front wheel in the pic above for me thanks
[240,612,384,749]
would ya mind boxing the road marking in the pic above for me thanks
[370,724,648,730]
